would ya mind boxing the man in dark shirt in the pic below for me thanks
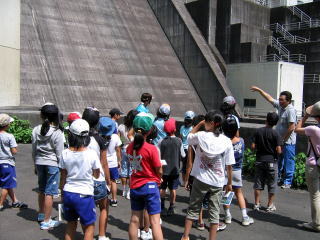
[160,118,184,216]
[252,112,282,212]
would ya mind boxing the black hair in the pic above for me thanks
[280,91,292,103]
[192,114,205,131]
[82,107,100,129]
[146,125,158,144]
[220,102,236,116]
[266,112,279,127]
[184,118,193,127]
[204,111,224,135]
[141,93,153,103]
[124,109,139,129]
[133,129,149,151]
[68,132,91,149]
[156,109,170,121]
[40,105,64,136]
[222,116,238,139]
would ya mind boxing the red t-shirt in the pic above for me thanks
[127,141,161,189]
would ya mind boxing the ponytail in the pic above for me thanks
[205,111,224,136]
[133,131,145,151]
[40,119,51,136]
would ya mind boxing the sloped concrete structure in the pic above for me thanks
[20,0,207,116]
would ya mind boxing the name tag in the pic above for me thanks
[148,185,155,189]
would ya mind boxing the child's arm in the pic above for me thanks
[295,114,309,135]
[92,168,100,179]
[185,145,194,190]
[101,149,111,186]
[116,146,121,168]
[225,165,233,193]
[10,147,17,155]
[155,166,163,179]
[60,169,67,201]
[276,146,282,155]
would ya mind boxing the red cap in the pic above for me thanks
[164,118,176,134]
[67,112,81,124]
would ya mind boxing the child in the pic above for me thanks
[99,117,122,207]
[83,107,111,240]
[160,118,185,216]
[181,111,235,240]
[0,114,28,210]
[127,112,163,240]
[109,108,124,134]
[67,112,81,126]
[252,112,282,212]
[179,111,195,185]
[152,104,171,146]
[32,103,64,229]
[118,110,138,200]
[59,119,101,240]
[136,93,153,113]
[222,116,254,226]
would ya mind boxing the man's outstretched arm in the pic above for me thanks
[250,86,275,105]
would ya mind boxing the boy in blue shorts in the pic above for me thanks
[60,119,101,239]
[0,114,28,210]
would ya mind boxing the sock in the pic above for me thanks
[122,185,126,191]
[241,208,248,218]
[224,207,231,217]
[161,198,165,209]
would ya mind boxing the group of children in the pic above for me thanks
[0,93,287,240]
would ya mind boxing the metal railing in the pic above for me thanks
[266,23,310,44]
[257,36,290,57]
[304,74,320,83]
[260,53,306,63]
[246,0,312,8]
[286,54,306,62]
[287,5,311,23]
[283,20,320,31]
[259,54,281,62]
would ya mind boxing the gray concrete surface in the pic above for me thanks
[0,144,319,240]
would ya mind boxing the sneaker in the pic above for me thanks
[242,216,254,226]
[12,201,28,209]
[0,205,4,211]
[126,190,130,200]
[217,222,226,231]
[266,204,276,212]
[253,204,261,211]
[160,217,162,225]
[167,206,175,216]
[298,222,320,232]
[37,213,45,222]
[138,229,141,238]
[224,214,232,224]
[196,222,205,231]
[116,179,121,184]
[122,189,126,197]
[98,236,110,240]
[140,229,153,240]
[281,184,291,189]
[40,219,60,230]
[110,200,118,207]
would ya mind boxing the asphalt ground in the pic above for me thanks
[0,144,319,240]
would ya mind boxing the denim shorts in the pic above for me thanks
[63,191,96,226]
[36,165,60,195]
[109,167,119,181]
[94,181,109,202]
[0,164,17,189]
[130,182,161,215]
[160,175,180,190]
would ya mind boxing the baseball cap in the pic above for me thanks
[223,96,236,106]
[109,108,124,117]
[0,114,14,127]
[159,103,171,116]
[164,118,176,134]
[82,107,100,128]
[69,119,89,136]
[306,101,320,117]
[40,103,59,114]
[133,112,154,131]
[67,112,81,124]
[99,117,116,136]
[184,111,195,120]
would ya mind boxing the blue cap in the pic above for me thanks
[99,117,116,136]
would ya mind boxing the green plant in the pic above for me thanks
[243,148,256,177]
[7,116,32,144]
[292,152,307,189]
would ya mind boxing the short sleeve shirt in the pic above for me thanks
[88,135,108,182]
[152,118,167,146]
[232,138,244,170]
[305,125,320,166]
[272,100,297,144]
[180,125,192,150]
[0,132,18,166]
[136,103,150,113]
[107,134,122,168]
[127,142,161,189]
[59,149,101,195]
[253,127,282,162]
[160,136,182,175]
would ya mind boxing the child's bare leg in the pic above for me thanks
[169,189,176,206]
[149,213,163,240]
[143,209,150,231]
[0,188,8,205]
[7,189,18,203]
[267,193,275,207]
[44,194,53,222]
[129,210,143,240]
[82,223,95,240]
[38,192,45,213]
[98,198,109,237]
[208,223,218,240]
[65,221,77,240]
[254,189,261,205]
[111,181,117,201]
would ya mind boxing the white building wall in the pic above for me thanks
[0,0,20,106]
[226,62,304,117]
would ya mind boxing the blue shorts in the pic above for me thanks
[94,181,109,202]
[130,182,161,215]
[63,191,96,226]
[109,167,119,181]
[160,175,180,190]
[0,164,17,189]
[36,165,60,195]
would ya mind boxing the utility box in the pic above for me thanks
[226,62,304,117]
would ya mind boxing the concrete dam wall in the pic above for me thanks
[20,0,207,116]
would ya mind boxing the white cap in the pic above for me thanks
[69,119,89,136]
[0,114,14,127]
[223,96,236,105]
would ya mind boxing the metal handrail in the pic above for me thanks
[266,23,310,44]
[257,36,290,57]
[260,54,306,63]
[304,74,320,83]
[283,20,320,31]
[287,5,311,23]
[259,54,281,62]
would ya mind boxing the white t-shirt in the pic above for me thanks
[107,134,122,168]
[88,136,105,182]
[188,131,235,187]
[59,148,101,195]
[118,124,131,149]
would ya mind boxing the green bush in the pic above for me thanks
[243,148,256,177]
[7,116,33,144]
[292,152,307,189]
